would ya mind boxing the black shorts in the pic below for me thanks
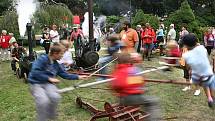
[156,36,164,43]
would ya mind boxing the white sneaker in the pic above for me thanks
[182,86,191,91]
[194,89,201,96]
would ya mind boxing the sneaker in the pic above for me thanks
[182,86,191,91]
[208,101,214,108]
[194,89,201,96]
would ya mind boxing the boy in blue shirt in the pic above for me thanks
[28,42,86,121]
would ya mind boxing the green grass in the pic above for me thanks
[1,56,215,121]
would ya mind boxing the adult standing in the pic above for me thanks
[204,28,215,55]
[178,26,189,48]
[42,27,51,54]
[156,25,165,55]
[141,23,155,61]
[0,30,11,61]
[70,25,84,57]
[119,21,138,52]
[60,24,70,41]
[8,33,17,52]
[49,24,60,43]
[167,24,176,42]
[136,25,143,53]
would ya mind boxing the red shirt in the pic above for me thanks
[111,64,144,97]
[204,33,214,46]
[0,35,11,48]
[141,28,155,44]
[166,47,181,64]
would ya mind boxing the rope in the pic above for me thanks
[73,57,117,87]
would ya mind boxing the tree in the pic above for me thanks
[33,4,73,34]
[0,0,13,16]
[186,0,215,26]
[132,9,159,29]
[0,11,19,38]
[38,0,87,16]
[164,0,201,40]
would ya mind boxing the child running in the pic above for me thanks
[111,52,161,121]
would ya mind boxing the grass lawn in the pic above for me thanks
[0,54,215,121]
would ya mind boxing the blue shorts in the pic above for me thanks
[192,75,215,90]
[143,43,153,51]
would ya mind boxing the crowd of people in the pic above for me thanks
[1,20,215,121]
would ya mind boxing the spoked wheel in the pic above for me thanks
[16,62,22,78]
[83,51,99,66]
[23,72,28,83]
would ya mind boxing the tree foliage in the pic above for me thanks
[132,9,159,29]
[164,0,201,40]
[33,0,215,26]
[0,0,13,16]
[33,4,73,33]
[0,11,19,38]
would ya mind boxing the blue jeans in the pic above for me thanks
[98,56,113,79]
[30,83,61,121]
[143,43,153,51]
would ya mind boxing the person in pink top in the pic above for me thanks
[70,25,84,57]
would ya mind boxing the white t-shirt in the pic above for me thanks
[50,30,60,43]
[182,45,213,80]
[57,50,74,65]
[168,28,176,40]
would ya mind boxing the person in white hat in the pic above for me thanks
[167,24,176,42]
[0,30,11,61]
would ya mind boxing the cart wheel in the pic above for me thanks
[76,97,83,108]
[23,73,28,83]
[16,63,21,78]
[16,68,20,78]
[83,51,99,66]
[104,102,115,113]
[16,68,22,79]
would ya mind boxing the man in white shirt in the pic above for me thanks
[50,24,60,43]
[167,24,176,41]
